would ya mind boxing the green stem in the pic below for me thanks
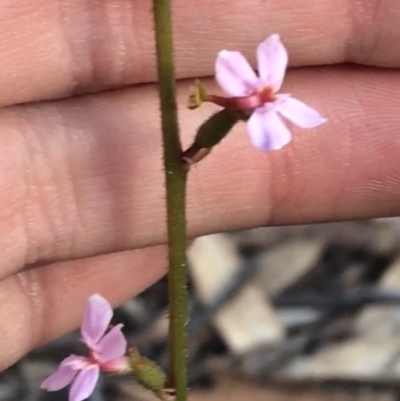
[152,1,188,401]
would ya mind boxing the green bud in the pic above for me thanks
[128,348,168,400]
[194,108,241,149]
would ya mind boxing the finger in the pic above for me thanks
[0,244,167,370]
[1,66,400,280]
[0,0,399,106]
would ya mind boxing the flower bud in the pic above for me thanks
[128,348,168,400]
[182,108,242,165]
[194,108,242,149]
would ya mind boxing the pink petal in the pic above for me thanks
[101,356,130,372]
[69,366,100,401]
[215,50,258,97]
[276,97,327,128]
[97,324,127,363]
[256,34,288,91]
[41,355,86,391]
[81,294,113,347]
[247,108,292,151]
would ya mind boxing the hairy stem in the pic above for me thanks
[152,1,188,400]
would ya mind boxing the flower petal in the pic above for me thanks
[81,294,113,347]
[276,97,327,128]
[215,50,258,96]
[97,324,127,363]
[256,34,288,91]
[40,355,85,391]
[247,108,292,151]
[101,356,130,372]
[69,366,100,401]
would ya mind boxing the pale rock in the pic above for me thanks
[188,234,285,354]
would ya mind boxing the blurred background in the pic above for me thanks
[4,217,400,401]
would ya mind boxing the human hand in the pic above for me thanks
[0,0,399,370]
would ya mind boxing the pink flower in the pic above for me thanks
[214,34,327,151]
[41,294,129,401]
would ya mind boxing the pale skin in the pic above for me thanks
[0,0,399,370]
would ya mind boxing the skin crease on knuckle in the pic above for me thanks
[0,0,398,106]
[345,0,400,66]
[0,67,399,277]
[0,0,399,372]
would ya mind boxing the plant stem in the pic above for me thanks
[152,1,188,400]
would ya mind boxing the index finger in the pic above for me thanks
[0,0,398,107]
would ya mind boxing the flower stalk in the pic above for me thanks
[152,1,188,401]
[40,29,329,401]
